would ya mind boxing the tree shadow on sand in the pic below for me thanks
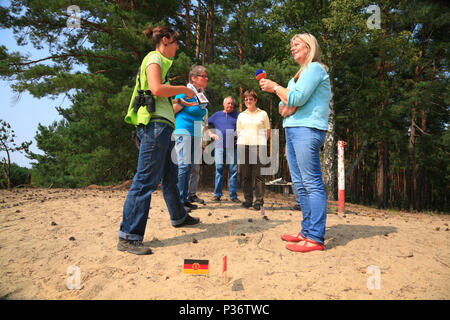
[324,224,398,249]
[144,217,289,248]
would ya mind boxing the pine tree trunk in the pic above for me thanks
[417,108,428,211]
[195,0,201,63]
[185,0,191,49]
[206,0,214,64]
[376,141,389,209]
[238,1,244,112]
[0,139,11,189]
[202,0,214,64]
[417,166,426,212]
[349,134,360,203]
[408,108,417,211]
[375,42,390,209]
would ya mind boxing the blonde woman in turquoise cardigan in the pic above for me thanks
[260,33,331,253]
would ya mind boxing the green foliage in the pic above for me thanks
[0,119,32,189]
[0,163,31,188]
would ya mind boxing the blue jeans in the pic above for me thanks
[175,134,202,203]
[214,147,238,199]
[291,184,300,205]
[285,126,327,244]
[118,122,188,241]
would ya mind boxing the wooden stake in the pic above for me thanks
[229,222,234,236]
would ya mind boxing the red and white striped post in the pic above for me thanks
[337,141,345,214]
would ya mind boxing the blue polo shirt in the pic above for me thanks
[207,111,239,149]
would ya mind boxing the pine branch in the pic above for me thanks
[10,53,128,67]
[413,123,430,136]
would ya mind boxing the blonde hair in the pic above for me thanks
[291,33,328,81]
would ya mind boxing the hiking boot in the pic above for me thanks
[241,201,252,208]
[231,198,241,203]
[117,238,152,255]
[174,214,200,228]
[183,201,198,210]
[253,203,261,210]
[211,196,221,202]
[188,195,205,204]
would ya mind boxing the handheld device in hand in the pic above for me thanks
[255,69,266,80]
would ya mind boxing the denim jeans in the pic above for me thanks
[175,134,202,203]
[187,163,201,198]
[118,122,188,241]
[291,184,300,205]
[214,147,238,200]
[285,126,327,244]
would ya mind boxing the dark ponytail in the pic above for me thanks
[143,25,180,48]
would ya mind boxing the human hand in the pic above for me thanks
[178,97,198,107]
[210,133,219,141]
[184,87,196,99]
[259,78,277,93]
[279,105,296,118]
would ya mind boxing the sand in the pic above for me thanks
[0,186,449,300]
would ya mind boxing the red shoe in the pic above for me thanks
[281,232,305,242]
[286,238,325,252]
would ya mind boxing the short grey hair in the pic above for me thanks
[223,96,234,103]
[189,65,208,83]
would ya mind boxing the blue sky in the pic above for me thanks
[0,8,71,168]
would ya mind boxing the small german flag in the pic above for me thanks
[183,259,209,276]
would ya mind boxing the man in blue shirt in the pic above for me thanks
[207,96,240,202]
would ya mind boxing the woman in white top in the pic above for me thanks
[236,90,270,210]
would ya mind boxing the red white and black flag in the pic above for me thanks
[183,259,209,276]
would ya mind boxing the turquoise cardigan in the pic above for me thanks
[282,62,332,131]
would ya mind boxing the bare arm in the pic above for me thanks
[259,78,289,105]
[259,78,297,117]
[205,128,219,140]
[173,97,198,115]
[279,104,297,117]
[173,100,183,114]
[146,64,195,98]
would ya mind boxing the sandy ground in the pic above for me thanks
[0,186,449,300]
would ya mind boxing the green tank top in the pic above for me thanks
[124,51,175,127]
